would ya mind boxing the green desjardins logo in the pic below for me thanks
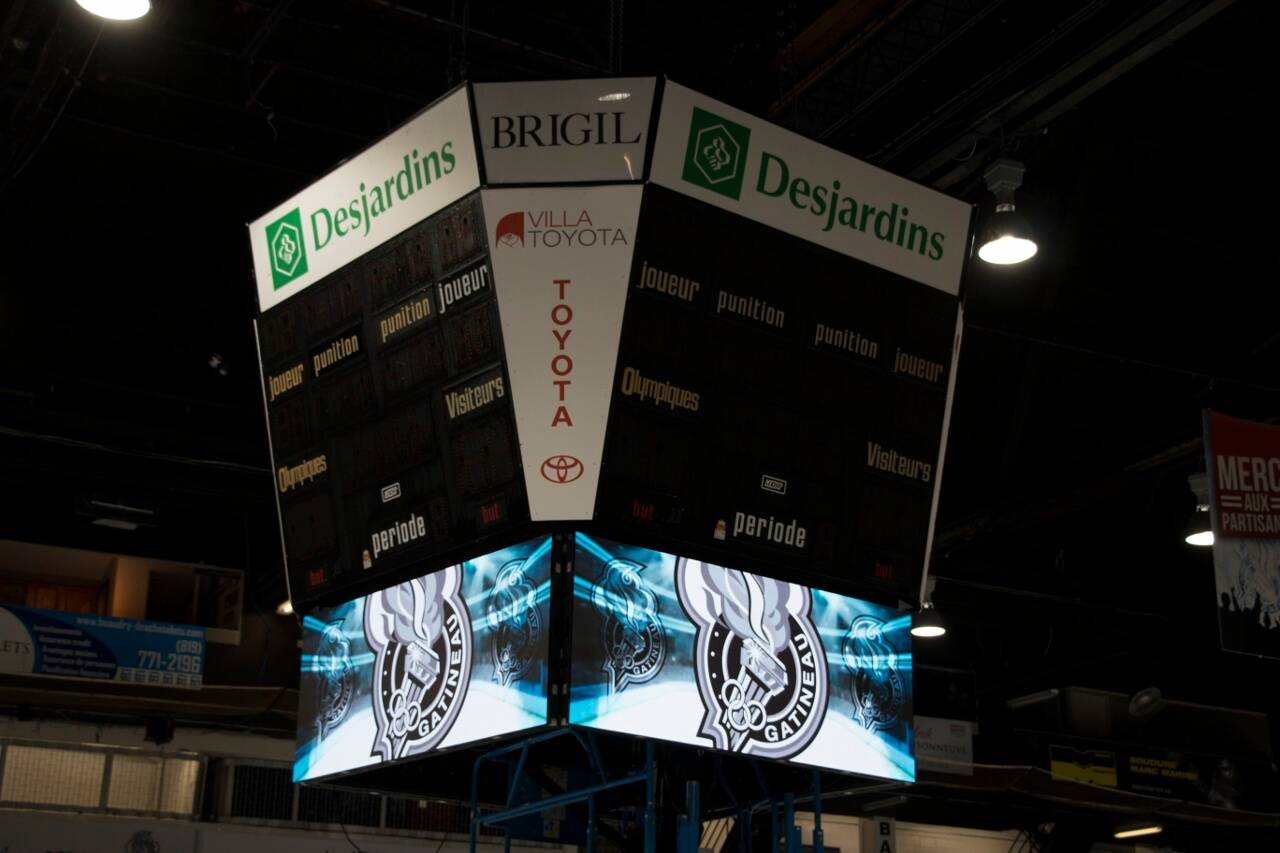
[266,207,308,290]
[681,107,751,200]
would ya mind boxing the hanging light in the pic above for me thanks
[1185,472,1213,546]
[977,159,1038,265]
[276,598,294,616]
[911,602,946,638]
[1113,823,1162,840]
[76,0,151,21]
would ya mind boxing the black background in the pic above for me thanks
[596,185,960,604]
[256,192,528,610]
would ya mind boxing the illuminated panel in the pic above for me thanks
[294,535,552,782]
[570,532,914,781]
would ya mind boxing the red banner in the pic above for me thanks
[1209,413,1280,538]
[1206,412,1280,658]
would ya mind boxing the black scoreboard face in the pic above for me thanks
[595,186,958,601]
[256,192,528,608]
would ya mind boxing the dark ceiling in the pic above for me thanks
[1,0,1277,838]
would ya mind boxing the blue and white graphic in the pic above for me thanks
[294,536,552,782]
[486,559,542,688]
[591,558,665,694]
[316,620,354,740]
[0,606,205,689]
[678,559,827,759]
[844,616,905,733]
[570,533,914,781]
[365,567,471,762]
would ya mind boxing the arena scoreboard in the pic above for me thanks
[250,80,971,613]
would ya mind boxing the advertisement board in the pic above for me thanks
[1049,739,1266,810]
[473,78,656,184]
[1205,412,1280,659]
[914,715,974,775]
[0,606,205,688]
[294,535,552,782]
[249,88,481,313]
[649,82,972,296]
[483,186,642,520]
[569,533,915,781]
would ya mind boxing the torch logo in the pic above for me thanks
[592,558,665,695]
[363,567,471,762]
[842,616,904,733]
[676,559,826,759]
[484,559,541,687]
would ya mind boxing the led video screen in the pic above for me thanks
[294,535,552,782]
[570,533,914,781]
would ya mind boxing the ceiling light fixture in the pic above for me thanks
[1127,687,1167,719]
[1113,823,1163,840]
[910,601,946,638]
[91,517,139,531]
[597,92,631,102]
[977,159,1037,265]
[76,0,151,21]
[1006,688,1060,711]
[1185,472,1213,546]
[276,598,294,616]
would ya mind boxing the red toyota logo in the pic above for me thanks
[540,454,584,484]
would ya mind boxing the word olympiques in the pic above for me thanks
[277,454,327,494]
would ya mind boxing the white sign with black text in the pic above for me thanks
[860,816,897,853]
[482,186,642,519]
[473,78,656,184]
[914,715,974,775]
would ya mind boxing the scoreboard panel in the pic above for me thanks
[595,185,960,601]
[256,192,529,609]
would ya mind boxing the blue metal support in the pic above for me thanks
[811,768,825,853]
[738,807,752,853]
[643,740,657,853]
[476,771,649,827]
[469,728,653,853]
[783,791,800,852]
[586,793,597,853]
[676,780,701,853]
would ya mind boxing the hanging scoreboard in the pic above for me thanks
[250,79,972,617]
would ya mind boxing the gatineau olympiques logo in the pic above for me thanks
[676,559,827,760]
[363,568,471,761]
